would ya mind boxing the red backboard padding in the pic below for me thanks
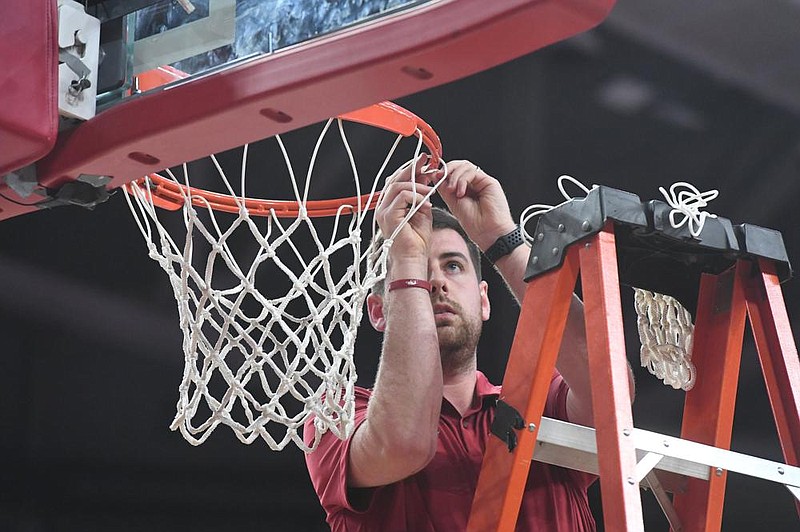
[0,0,615,221]
[0,0,58,177]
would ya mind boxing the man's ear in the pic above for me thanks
[480,280,491,321]
[366,293,387,332]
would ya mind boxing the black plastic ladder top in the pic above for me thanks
[524,185,791,312]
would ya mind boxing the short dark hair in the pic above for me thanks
[371,207,482,294]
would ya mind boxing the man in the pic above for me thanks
[305,158,618,530]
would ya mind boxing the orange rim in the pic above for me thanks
[126,100,442,218]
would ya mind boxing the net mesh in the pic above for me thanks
[633,288,696,391]
[124,117,440,451]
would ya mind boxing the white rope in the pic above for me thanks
[124,120,442,451]
[519,175,593,244]
[658,182,718,238]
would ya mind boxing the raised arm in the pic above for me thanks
[437,161,605,427]
[348,157,442,488]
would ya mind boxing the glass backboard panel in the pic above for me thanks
[100,0,427,105]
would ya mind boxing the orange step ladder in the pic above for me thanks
[467,186,800,531]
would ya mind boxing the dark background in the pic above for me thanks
[3,1,800,530]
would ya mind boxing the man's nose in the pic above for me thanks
[429,269,447,294]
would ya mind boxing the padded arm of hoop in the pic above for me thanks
[0,0,58,177]
[134,74,443,174]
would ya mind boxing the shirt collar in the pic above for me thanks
[460,371,501,416]
[474,370,501,398]
[440,371,501,417]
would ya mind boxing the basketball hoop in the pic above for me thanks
[124,101,443,451]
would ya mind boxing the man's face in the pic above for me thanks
[367,228,491,376]
[427,229,490,373]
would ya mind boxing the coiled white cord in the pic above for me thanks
[658,182,718,238]
[519,175,594,244]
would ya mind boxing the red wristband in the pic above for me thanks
[387,278,432,293]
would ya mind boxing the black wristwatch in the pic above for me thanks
[484,225,524,264]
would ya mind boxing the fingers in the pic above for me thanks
[376,180,433,230]
[435,160,516,250]
[440,160,492,201]
[374,179,433,259]
[386,154,439,186]
[379,155,436,228]
[383,183,433,213]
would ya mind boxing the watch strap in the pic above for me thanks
[484,225,524,264]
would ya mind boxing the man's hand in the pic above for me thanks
[375,155,435,263]
[437,160,516,251]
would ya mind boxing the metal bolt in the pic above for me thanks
[627,477,636,485]
[69,77,92,95]
[557,223,566,232]
[663,440,670,448]
[778,467,785,475]
[622,428,631,436]
[715,468,724,476]
[551,247,559,256]
[581,220,591,231]
[584,242,591,248]
[528,423,536,432]
[537,233,544,241]
[531,256,539,265]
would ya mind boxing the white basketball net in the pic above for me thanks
[633,288,696,390]
[124,118,442,451]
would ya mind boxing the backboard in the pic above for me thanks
[0,0,616,221]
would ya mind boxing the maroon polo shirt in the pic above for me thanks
[305,371,596,531]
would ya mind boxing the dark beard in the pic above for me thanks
[434,297,482,376]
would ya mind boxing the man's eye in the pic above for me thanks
[446,261,463,272]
